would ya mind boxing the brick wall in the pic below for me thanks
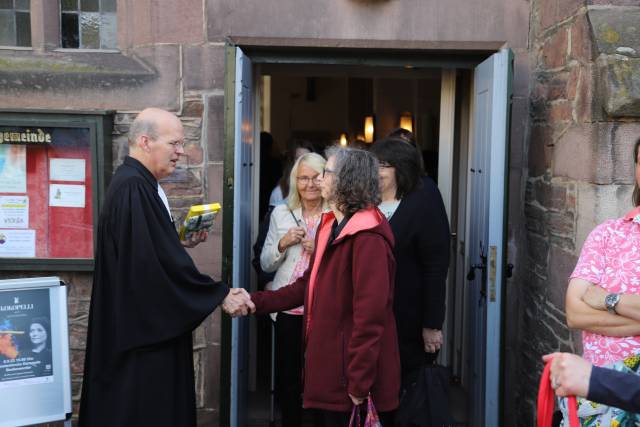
[519,0,640,421]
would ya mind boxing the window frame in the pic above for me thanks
[0,110,113,271]
[0,0,32,48]
[0,0,119,52]
[59,0,118,51]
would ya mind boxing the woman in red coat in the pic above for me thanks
[250,147,401,426]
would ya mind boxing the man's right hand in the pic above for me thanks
[542,352,592,398]
[222,288,256,317]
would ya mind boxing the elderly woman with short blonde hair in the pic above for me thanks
[260,151,326,427]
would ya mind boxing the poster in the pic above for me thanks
[49,184,85,208]
[0,288,53,387]
[0,196,28,229]
[49,158,85,182]
[0,145,27,193]
[0,229,36,257]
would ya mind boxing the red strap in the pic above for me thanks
[537,359,579,427]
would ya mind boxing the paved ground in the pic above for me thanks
[247,382,469,426]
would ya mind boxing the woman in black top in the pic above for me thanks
[25,317,53,377]
[370,137,451,381]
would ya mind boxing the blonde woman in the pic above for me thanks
[260,152,326,427]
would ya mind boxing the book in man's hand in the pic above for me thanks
[179,203,221,241]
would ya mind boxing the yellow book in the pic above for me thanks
[179,203,221,241]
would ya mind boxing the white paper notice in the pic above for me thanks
[0,196,28,229]
[49,158,86,182]
[0,145,27,193]
[49,184,85,208]
[0,229,35,257]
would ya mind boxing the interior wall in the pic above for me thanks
[373,77,441,147]
[270,74,442,152]
[375,78,415,139]
[270,75,348,151]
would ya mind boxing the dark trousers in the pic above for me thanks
[274,312,304,427]
[316,408,395,427]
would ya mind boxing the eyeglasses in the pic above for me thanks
[296,176,321,185]
[168,140,185,149]
[322,167,334,178]
[378,162,393,169]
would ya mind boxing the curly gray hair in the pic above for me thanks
[325,146,381,216]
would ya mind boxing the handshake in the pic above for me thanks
[222,288,256,317]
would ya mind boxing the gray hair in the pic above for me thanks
[325,146,381,216]
[287,152,327,210]
[128,117,159,147]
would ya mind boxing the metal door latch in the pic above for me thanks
[466,264,485,281]
[506,263,514,278]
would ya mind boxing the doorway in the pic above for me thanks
[220,45,512,427]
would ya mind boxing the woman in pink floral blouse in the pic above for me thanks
[566,138,640,367]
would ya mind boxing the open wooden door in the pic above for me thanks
[221,45,255,427]
[466,48,512,426]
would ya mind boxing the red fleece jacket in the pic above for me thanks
[251,207,401,412]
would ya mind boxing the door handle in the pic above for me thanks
[506,263,514,278]
[466,264,485,281]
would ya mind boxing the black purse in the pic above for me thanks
[395,363,455,427]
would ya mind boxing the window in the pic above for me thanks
[60,0,116,49]
[0,0,31,47]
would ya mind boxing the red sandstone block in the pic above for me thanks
[183,44,226,91]
[185,143,205,166]
[538,0,582,31]
[529,125,554,177]
[183,99,205,118]
[549,100,573,122]
[569,13,594,63]
[207,96,225,162]
[542,29,569,69]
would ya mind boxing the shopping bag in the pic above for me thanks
[557,352,640,426]
[395,363,454,427]
[348,395,382,427]
[537,359,579,427]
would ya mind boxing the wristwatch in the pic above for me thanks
[605,292,621,314]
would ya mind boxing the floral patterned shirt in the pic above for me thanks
[284,213,321,315]
[570,206,640,366]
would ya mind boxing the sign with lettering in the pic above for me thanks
[0,128,53,145]
[0,277,71,427]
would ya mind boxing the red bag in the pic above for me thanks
[349,396,382,427]
[537,359,579,427]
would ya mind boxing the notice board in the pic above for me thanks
[0,111,113,271]
[0,128,93,259]
[0,276,71,427]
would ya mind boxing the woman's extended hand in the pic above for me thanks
[582,285,608,311]
[278,226,306,252]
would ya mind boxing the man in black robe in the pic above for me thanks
[79,108,254,426]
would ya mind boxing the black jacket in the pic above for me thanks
[589,366,640,412]
[79,156,229,427]
[388,176,450,376]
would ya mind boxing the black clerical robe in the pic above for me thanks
[79,156,229,427]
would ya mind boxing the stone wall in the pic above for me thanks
[0,97,223,426]
[520,0,640,421]
[0,28,227,427]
